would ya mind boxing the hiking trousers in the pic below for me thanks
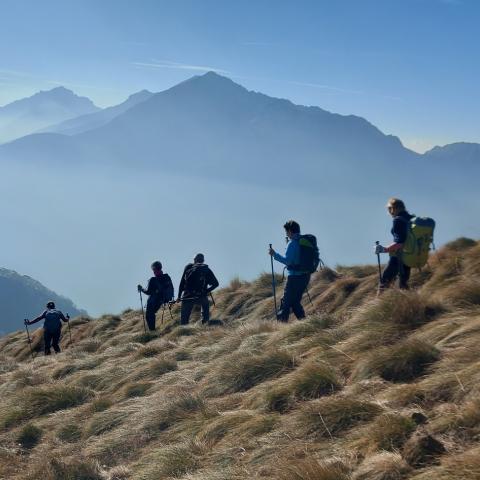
[44,327,61,355]
[181,296,210,325]
[146,296,163,331]
[381,256,411,290]
[277,274,310,322]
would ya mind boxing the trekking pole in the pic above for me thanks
[138,290,147,333]
[161,304,166,324]
[23,320,34,361]
[375,241,382,283]
[167,302,174,320]
[269,244,278,319]
[306,287,314,306]
[209,292,216,308]
[66,314,73,344]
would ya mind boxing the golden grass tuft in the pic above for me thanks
[276,457,351,480]
[354,339,440,382]
[16,422,42,449]
[352,452,411,480]
[363,413,416,452]
[299,396,382,438]
[208,349,295,395]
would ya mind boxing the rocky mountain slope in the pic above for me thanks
[0,238,479,479]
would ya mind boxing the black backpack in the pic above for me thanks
[155,274,174,303]
[184,264,209,294]
[293,234,320,273]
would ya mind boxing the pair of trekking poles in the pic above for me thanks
[138,291,174,333]
[138,290,216,332]
[269,243,316,319]
[23,314,73,361]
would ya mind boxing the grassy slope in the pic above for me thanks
[1,238,480,480]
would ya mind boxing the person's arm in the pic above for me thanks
[273,241,298,267]
[376,218,407,254]
[142,278,155,296]
[177,267,188,300]
[386,217,408,252]
[59,312,69,323]
[29,311,46,325]
[206,269,219,293]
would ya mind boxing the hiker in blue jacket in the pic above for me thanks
[269,220,311,322]
[25,301,69,355]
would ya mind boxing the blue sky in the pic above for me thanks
[0,0,478,152]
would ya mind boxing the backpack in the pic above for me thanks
[402,217,436,268]
[294,234,320,273]
[160,274,174,303]
[184,264,209,294]
[153,274,174,303]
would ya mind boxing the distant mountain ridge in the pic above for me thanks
[0,72,478,191]
[0,87,99,144]
[39,89,154,136]
[0,267,86,335]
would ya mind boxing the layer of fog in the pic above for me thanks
[0,162,477,317]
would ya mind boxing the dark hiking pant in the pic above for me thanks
[44,327,61,355]
[146,296,163,331]
[381,256,411,290]
[181,296,210,325]
[277,274,310,322]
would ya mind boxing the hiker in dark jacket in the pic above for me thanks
[269,220,311,322]
[375,197,414,290]
[138,261,174,330]
[177,254,219,325]
[25,301,69,355]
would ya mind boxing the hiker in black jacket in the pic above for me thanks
[25,301,69,355]
[375,198,414,290]
[177,253,219,325]
[138,261,174,330]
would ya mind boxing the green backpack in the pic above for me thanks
[401,217,436,269]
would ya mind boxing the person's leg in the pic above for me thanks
[44,329,52,355]
[277,276,295,322]
[399,264,411,289]
[52,328,62,353]
[380,256,400,290]
[146,297,161,331]
[200,296,210,324]
[291,275,310,319]
[180,299,195,325]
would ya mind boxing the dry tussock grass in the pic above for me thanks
[0,238,479,479]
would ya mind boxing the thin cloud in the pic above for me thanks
[132,60,230,75]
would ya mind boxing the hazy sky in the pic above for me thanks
[0,0,479,153]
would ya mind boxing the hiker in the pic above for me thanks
[138,261,174,330]
[269,220,318,322]
[177,253,219,325]
[375,198,415,290]
[25,301,69,355]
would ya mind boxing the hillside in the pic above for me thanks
[0,238,479,480]
[0,268,86,335]
[0,87,99,144]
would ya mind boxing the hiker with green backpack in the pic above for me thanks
[269,220,320,322]
[375,198,435,291]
